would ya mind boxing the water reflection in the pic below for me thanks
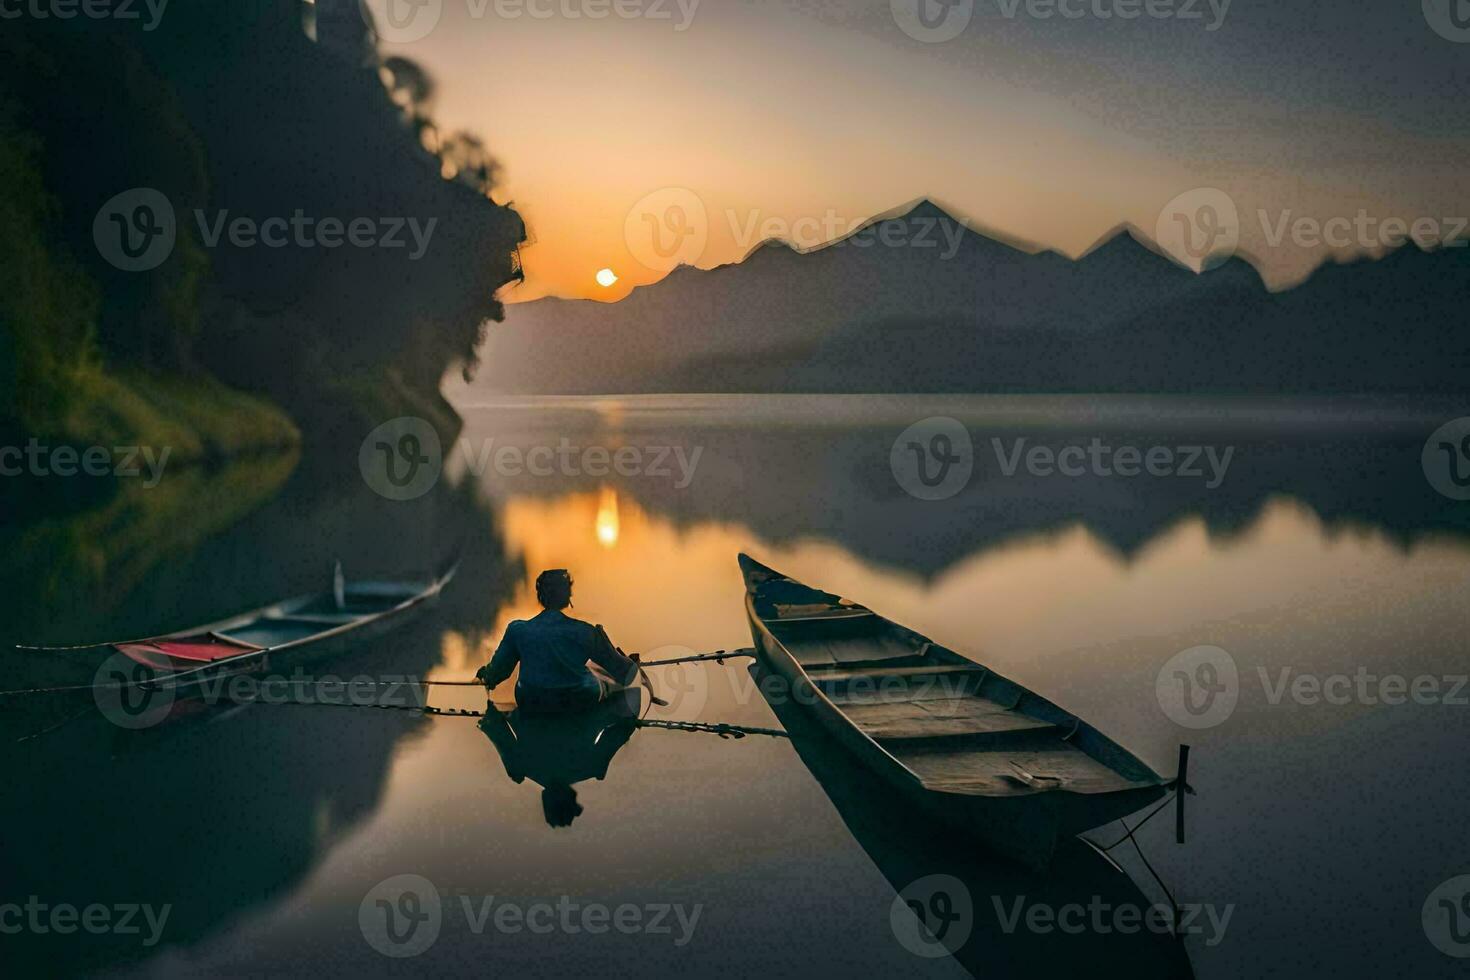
[752,663,1194,978]
[0,449,521,974]
[4,396,1469,978]
[478,688,641,828]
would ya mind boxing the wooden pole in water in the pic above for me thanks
[1175,743,1191,845]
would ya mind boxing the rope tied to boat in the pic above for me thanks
[0,649,758,699]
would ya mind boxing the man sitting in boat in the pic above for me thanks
[476,569,640,713]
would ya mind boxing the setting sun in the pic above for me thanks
[596,268,619,288]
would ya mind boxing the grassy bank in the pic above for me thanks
[57,369,301,462]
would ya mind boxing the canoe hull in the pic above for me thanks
[741,556,1168,871]
[2,563,456,737]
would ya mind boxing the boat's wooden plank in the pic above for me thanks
[812,663,987,684]
[780,634,914,668]
[767,607,875,622]
[891,734,1148,795]
[842,697,1056,738]
[268,612,364,625]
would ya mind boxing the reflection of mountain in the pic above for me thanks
[751,664,1193,979]
[474,200,1470,396]
[455,401,1470,578]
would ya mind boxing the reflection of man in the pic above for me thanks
[476,569,640,713]
[478,692,639,828]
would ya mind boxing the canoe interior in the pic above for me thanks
[198,583,423,649]
[744,555,1164,800]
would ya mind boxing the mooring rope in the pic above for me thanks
[1091,789,1189,935]
[217,693,787,739]
[0,649,757,699]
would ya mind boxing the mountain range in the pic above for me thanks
[473,200,1470,394]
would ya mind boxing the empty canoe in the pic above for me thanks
[9,560,458,709]
[739,553,1169,870]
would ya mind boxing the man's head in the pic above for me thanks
[541,784,583,828]
[535,569,574,610]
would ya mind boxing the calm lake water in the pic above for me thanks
[4,394,1470,978]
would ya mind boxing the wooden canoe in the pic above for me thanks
[739,553,1168,870]
[10,560,458,708]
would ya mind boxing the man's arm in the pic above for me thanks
[588,625,640,686]
[477,625,521,691]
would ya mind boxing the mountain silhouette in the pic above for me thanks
[475,199,1468,395]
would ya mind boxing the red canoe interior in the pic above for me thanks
[115,634,263,668]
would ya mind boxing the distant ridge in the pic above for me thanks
[470,200,1470,395]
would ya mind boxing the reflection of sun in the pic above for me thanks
[596,268,619,288]
[595,486,620,548]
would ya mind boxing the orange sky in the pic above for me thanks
[367,2,1470,302]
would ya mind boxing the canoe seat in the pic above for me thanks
[269,612,362,625]
[843,696,1058,739]
[890,731,1151,796]
[812,663,988,685]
